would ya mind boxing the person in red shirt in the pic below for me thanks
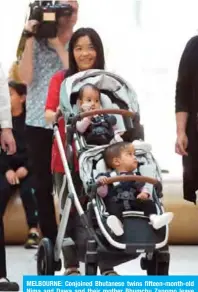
[45,28,119,276]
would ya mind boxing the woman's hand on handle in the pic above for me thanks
[45,107,62,125]
[175,132,188,156]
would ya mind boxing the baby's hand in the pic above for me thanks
[81,103,92,112]
[137,192,149,200]
[97,176,109,185]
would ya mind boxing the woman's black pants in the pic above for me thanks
[26,126,57,244]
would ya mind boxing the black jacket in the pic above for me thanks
[175,35,198,203]
[0,111,29,174]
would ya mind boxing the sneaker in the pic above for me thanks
[150,212,174,230]
[106,215,124,236]
[0,278,19,291]
[24,232,40,249]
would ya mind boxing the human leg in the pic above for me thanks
[0,174,13,216]
[0,216,6,279]
[0,216,19,291]
[105,199,124,237]
[20,175,40,248]
[134,199,173,229]
[20,175,38,229]
[26,126,57,244]
[63,212,81,275]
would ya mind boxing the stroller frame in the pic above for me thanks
[37,108,170,276]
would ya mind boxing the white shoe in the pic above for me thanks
[150,212,174,230]
[106,215,124,236]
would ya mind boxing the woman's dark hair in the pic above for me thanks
[67,27,105,77]
[8,81,27,96]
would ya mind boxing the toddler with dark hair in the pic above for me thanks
[76,83,123,145]
[96,142,173,236]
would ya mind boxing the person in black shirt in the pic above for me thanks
[175,36,198,204]
[0,81,39,248]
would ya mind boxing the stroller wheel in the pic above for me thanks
[141,251,170,275]
[85,263,98,275]
[54,259,62,272]
[85,239,98,275]
[37,238,55,275]
[156,251,170,275]
[140,257,148,271]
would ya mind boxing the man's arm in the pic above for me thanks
[0,63,16,154]
[175,36,198,131]
[174,37,198,155]
[0,63,12,128]
[176,112,188,135]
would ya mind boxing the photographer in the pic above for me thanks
[18,0,78,247]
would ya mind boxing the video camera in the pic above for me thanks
[28,1,73,39]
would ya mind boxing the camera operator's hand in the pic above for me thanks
[24,20,39,33]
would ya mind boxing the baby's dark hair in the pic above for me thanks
[8,81,27,96]
[78,83,101,100]
[103,141,133,169]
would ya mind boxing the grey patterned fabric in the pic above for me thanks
[26,39,67,128]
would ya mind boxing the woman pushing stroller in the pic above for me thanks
[44,27,172,277]
[45,27,121,275]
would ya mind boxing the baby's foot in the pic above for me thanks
[106,215,124,236]
[150,212,174,229]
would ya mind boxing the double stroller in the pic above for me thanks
[37,69,170,275]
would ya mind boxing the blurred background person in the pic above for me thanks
[18,0,79,247]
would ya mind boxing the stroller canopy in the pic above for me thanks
[60,69,140,120]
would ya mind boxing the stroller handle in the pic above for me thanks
[80,109,134,119]
[99,175,158,185]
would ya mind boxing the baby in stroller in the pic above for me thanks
[37,70,172,276]
[76,83,123,145]
[96,142,174,236]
